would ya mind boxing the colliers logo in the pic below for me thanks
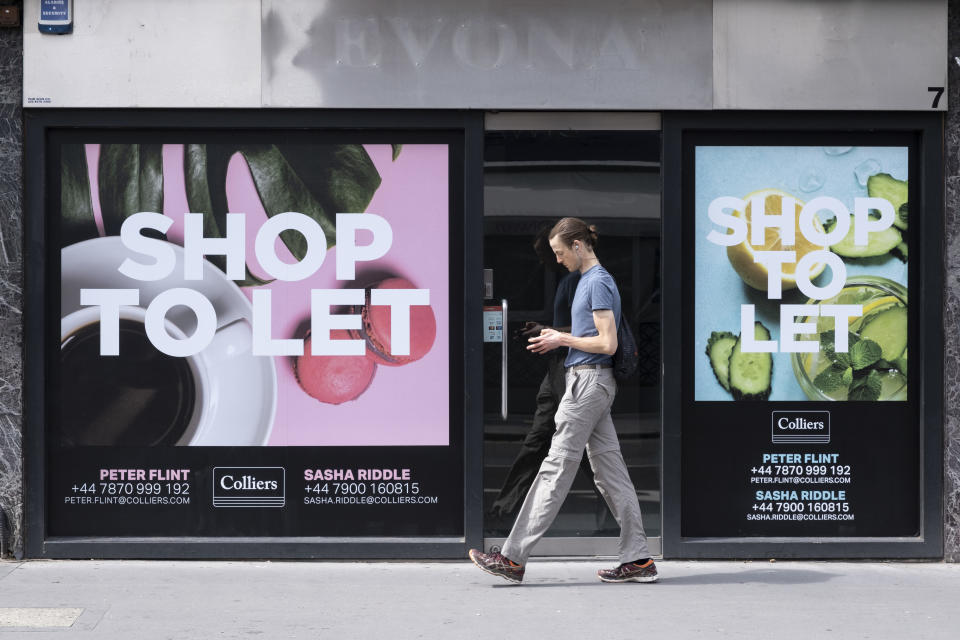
[213,467,285,508]
[771,411,830,444]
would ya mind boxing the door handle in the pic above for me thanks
[501,298,508,421]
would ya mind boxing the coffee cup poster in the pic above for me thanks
[57,142,450,447]
[694,146,909,402]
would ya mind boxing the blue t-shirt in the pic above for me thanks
[564,265,621,367]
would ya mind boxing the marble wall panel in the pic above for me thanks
[944,0,960,563]
[0,25,23,558]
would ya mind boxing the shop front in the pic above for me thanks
[17,0,948,559]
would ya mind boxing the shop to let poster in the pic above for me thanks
[49,135,463,538]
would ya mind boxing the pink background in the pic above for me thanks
[85,143,450,446]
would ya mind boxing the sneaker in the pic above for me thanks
[597,559,659,583]
[468,549,524,583]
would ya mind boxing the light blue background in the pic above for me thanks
[694,146,908,401]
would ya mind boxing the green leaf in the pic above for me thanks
[140,144,164,213]
[241,144,337,259]
[98,144,164,236]
[60,144,98,247]
[392,144,403,161]
[276,144,381,217]
[821,329,864,369]
[850,339,883,370]
[98,144,137,235]
[851,366,871,380]
[183,144,270,287]
[841,366,853,386]
[183,143,382,285]
[821,330,851,369]
[848,369,882,401]
[820,329,835,352]
[184,144,233,242]
[814,367,845,393]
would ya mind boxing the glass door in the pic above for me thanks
[481,127,662,556]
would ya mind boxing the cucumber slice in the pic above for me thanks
[830,214,902,258]
[867,173,908,230]
[729,322,773,401]
[894,348,908,377]
[859,305,907,361]
[706,331,738,391]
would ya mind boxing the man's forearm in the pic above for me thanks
[558,332,617,356]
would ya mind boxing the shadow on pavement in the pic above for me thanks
[492,581,604,588]
[487,568,837,587]
[643,569,837,586]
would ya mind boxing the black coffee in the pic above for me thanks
[58,319,197,446]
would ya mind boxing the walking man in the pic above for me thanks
[469,217,657,584]
[488,225,595,521]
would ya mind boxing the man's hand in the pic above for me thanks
[515,321,548,341]
[528,328,566,354]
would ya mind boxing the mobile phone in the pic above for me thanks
[38,0,73,35]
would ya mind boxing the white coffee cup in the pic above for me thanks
[61,236,277,446]
[60,305,212,446]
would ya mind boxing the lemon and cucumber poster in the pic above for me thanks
[694,146,909,403]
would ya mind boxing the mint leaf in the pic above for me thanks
[850,366,870,381]
[814,367,845,393]
[848,369,882,401]
[820,329,835,350]
[821,329,862,369]
[841,367,853,386]
[850,339,883,370]
[833,352,851,369]
[848,385,876,401]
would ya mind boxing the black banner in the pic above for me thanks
[48,447,462,537]
[681,403,918,537]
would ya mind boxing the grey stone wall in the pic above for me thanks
[0,24,22,558]
[945,0,960,563]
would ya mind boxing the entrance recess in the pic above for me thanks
[481,115,662,556]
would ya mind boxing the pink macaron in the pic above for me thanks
[351,277,437,367]
[295,330,377,404]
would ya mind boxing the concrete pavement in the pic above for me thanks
[0,558,958,639]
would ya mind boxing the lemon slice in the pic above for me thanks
[847,295,901,334]
[726,189,828,292]
[860,295,900,317]
[817,295,900,333]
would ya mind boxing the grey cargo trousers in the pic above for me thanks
[501,365,650,565]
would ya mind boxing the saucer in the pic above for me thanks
[61,236,277,446]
